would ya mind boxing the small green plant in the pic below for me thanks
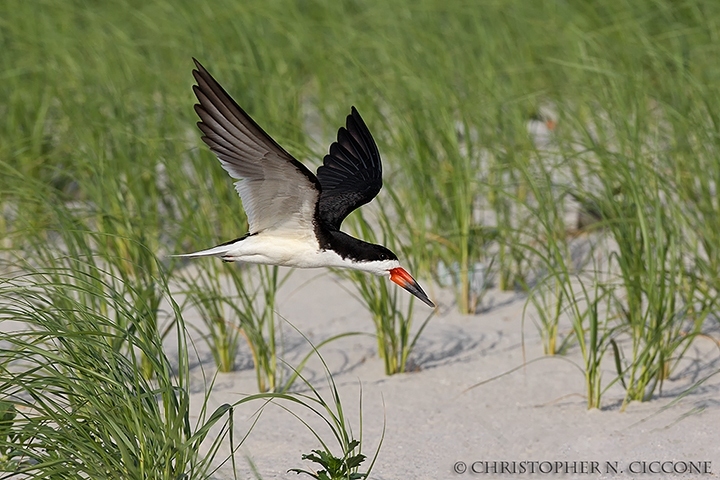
[236,333,383,480]
[290,439,366,480]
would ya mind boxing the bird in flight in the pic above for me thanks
[178,59,434,308]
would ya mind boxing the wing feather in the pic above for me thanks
[191,59,321,234]
[316,107,383,230]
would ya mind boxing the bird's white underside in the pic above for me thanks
[179,231,401,276]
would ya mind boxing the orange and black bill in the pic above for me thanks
[389,267,435,308]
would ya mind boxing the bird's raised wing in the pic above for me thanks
[316,107,383,230]
[192,59,321,234]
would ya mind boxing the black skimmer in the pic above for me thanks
[177,59,435,308]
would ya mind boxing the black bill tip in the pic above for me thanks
[389,267,436,308]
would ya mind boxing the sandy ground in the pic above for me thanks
[182,267,720,480]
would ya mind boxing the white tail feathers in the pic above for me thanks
[171,244,232,258]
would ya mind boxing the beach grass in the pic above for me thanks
[1,0,720,475]
[340,209,435,375]
[0,261,232,478]
[179,260,290,391]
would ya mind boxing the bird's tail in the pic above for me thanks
[171,244,232,259]
[171,234,249,259]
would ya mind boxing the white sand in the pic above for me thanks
[185,267,720,479]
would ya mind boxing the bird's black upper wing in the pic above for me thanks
[316,107,383,230]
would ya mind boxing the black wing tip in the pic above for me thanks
[191,60,212,88]
[191,59,223,98]
[192,57,206,73]
[349,106,364,125]
[346,106,373,136]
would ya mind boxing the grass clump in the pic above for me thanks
[0,265,232,479]
[181,261,291,392]
[340,210,434,375]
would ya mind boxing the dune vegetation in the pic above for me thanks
[1,0,719,477]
